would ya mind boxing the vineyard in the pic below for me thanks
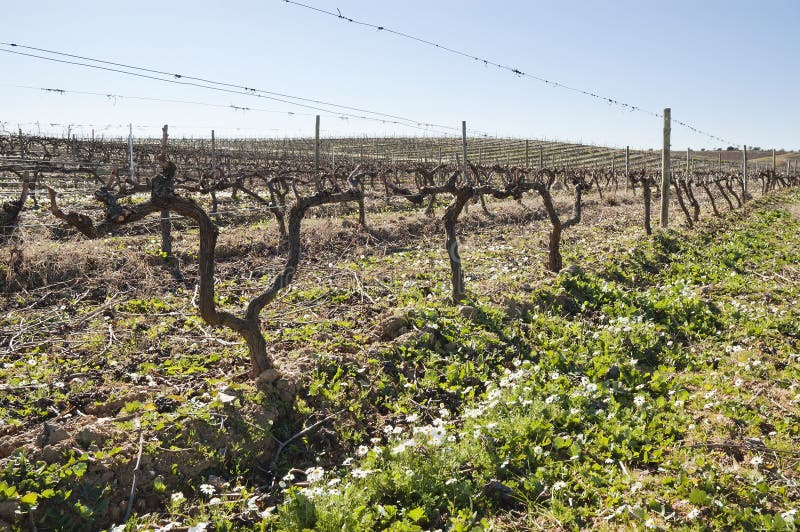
[1,130,800,530]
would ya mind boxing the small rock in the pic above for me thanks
[43,422,70,445]
[41,444,65,464]
[483,479,516,508]
[76,425,113,448]
[380,315,408,340]
[274,379,296,403]
[458,305,479,321]
[257,369,282,385]
[394,329,424,346]
[560,264,583,276]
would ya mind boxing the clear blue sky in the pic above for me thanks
[1,1,797,150]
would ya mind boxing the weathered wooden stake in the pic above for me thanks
[625,145,630,191]
[461,121,469,182]
[160,124,172,258]
[314,115,320,172]
[211,130,216,173]
[660,108,671,228]
[128,123,135,182]
[743,145,748,198]
[525,139,529,169]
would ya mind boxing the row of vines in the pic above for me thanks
[2,130,798,380]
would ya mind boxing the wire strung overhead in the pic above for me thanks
[5,84,351,119]
[0,43,466,135]
[4,120,286,137]
[279,0,739,146]
[8,90,498,142]
[6,85,478,138]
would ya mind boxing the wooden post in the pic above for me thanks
[18,128,24,157]
[660,108,671,228]
[314,115,320,172]
[686,147,691,175]
[209,129,219,215]
[625,145,630,191]
[211,130,216,174]
[160,124,172,258]
[160,125,168,154]
[539,146,544,169]
[525,139,529,169]
[128,124,135,182]
[718,152,722,171]
[772,149,776,172]
[461,121,469,182]
[743,145,748,198]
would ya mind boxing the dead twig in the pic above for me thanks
[123,420,145,523]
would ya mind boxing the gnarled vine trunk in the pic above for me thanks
[47,163,362,376]
[443,188,473,302]
[535,181,584,272]
[673,178,693,228]
[642,179,652,235]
